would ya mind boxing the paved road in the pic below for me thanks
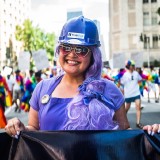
[0,93,160,133]
[128,97,160,128]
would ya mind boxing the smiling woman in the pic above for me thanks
[5,16,160,137]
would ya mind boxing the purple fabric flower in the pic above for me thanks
[62,78,119,130]
[79,78,115,109]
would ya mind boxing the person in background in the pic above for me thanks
[113,68,126,94]
[120,60,143,129]
[20,70,36,112]
[158,68,160,102]
[35,71,42,83]
[5,73,14,107]
[12,69,24,113]
[147,66,159,103]
[50,66,57,78]
[5,16,160,137]
[6,74,14,97]
[41,69,48,79]
[102,66,114,81]
[0,71,10,128]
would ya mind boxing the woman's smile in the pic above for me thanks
[66,60,80,65]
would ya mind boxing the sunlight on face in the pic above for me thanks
[58,47,92,76]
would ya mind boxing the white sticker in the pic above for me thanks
[67,32,84,39]
[67,39,83,44]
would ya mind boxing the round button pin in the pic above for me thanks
[41,94,50,104]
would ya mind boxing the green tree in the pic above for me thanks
[15,19,34,53]
[15,19,56,68]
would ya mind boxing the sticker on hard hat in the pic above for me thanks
[67,32,84,39]
[67,39,83,44]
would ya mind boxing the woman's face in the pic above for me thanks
[129,65,135,71]
[58,44,92,76]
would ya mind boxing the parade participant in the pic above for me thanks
[120,60,144,129]
[0,72,10,128]
[35,71,42,83]
[136,67,148,97]
[5,16,160,137]
[5,74,14,107]
[50,66,57,78]
[6,74,14,97]
[158,68,160,102]
[113,68,126,94]
[20,70,36,112]
[147,66,159,103]
[12,69,24,113]
[102,66,114,81]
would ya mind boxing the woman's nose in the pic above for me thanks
[68,49,78,57]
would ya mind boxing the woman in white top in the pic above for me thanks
[121,60,143,129]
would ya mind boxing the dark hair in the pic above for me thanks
[29,70,34,75]
[119,68,125,72]
[35,71,41,78]
[125,60,135,69]
[15,69,20,73]
[7,75,10,79]
[150,65,154,71]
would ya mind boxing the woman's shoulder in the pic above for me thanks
[41,76,56,83]
[41,75,62,86]
[36,75,62,90]
[100,78,115,86]
[100,78,120,92]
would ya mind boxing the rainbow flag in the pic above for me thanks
[20,76,36,112]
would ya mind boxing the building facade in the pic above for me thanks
[0,0,31,68]
[67,8,83,20]
[109,0,160,67]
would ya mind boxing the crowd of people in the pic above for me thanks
[102,62,160,129]
[1,16,159,138]
[0,67,60,128]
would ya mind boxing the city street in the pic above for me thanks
[128,96,160,128]
[0,91,159,133]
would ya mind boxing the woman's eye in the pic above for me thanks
[76,48,82,53]
[65,47,71,51]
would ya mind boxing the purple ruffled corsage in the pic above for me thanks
[62,78,119,130]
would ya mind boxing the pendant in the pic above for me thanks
[41,94,50,104]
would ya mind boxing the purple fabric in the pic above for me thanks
[102,78,125,111]
[30,76,72,130]
[62,78,124,130]
[30,76,124,130]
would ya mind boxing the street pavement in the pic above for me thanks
[0,91,160,133]
[128,96,160,128]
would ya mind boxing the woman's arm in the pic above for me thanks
[113,103,130,130]
[25,107,39,130]
[5,107,39,137]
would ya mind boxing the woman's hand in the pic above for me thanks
[5,117,26,138]
[143,124,160,136]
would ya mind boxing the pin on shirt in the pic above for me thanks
[41,94,50,104]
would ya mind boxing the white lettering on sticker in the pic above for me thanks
[67,32,84,39]
[67,39,83,44]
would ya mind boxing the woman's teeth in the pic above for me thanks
[67,60,78,64]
